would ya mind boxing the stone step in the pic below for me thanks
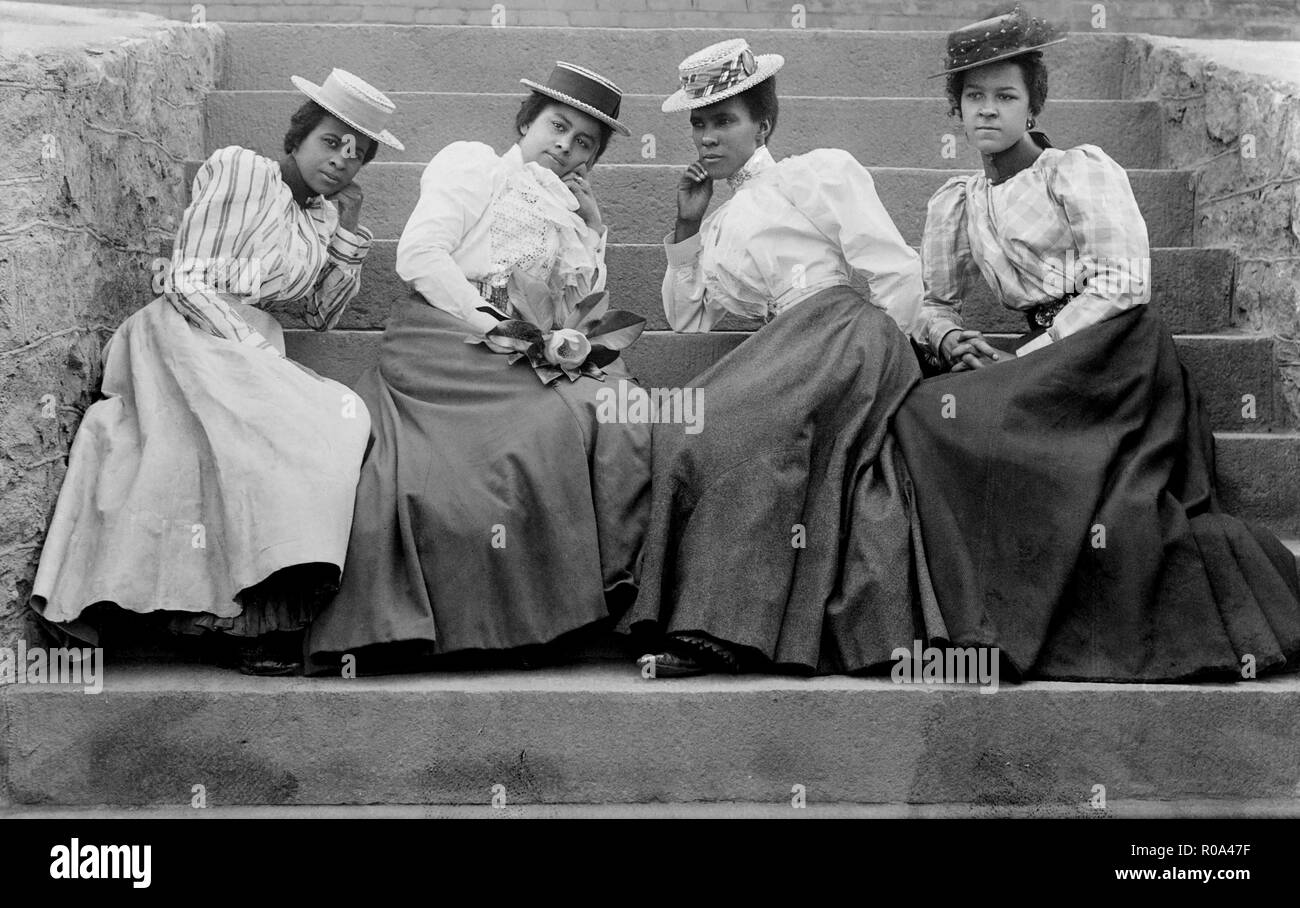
[278,243,1234,335]
[1213,433,1300,536]
[208,92,1164,169]
[217,25,1132,100]
[6,800,1299,818]
[324,162,1196,247]
[284,329,1283,433]
[4,664,1299,808]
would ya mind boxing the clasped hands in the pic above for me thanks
[940,328,1008,372]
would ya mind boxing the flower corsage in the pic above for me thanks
[465,276,646,385]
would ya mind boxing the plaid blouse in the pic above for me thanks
[918,144,1151,357]
[166,145,372,354]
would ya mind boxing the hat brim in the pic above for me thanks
[927,38,1067,78]
[519,79,632,136]
[661,54,784,113]
[291,75,406,151]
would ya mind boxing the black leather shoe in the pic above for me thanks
[639,633,742,678]
[638,651,708,678]
[238,637,302,676]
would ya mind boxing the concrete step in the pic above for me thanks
[4,664,1299,808]
[208,92,1165,169]
[284,329,1284,433]
[217,25,1132,100]
[277,243,1234,335]
[7,800,1300,818]
[1214,433,1300,536]
[330,162,1196,247]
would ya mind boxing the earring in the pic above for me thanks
[1027,117,1036,130]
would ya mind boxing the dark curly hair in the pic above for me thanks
[282,100,379,165]
[515,92,614,163]
[945,51,1048,119]
[732,76,780,146]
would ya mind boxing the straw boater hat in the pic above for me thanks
[929,4,1066,78]
[520,62,632,137]
[662,38,785,113]
[290,68,405,151]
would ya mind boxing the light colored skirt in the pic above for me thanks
[30,296,371,641]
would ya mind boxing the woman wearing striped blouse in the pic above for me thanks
[30,70,403,675]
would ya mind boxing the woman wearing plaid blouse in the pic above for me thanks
[894,6,1300,681]
[30,70,401,674]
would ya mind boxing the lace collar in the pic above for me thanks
[505,144,581,210]
[727,145,775,191]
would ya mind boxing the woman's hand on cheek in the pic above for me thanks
[676,162,713,225]
[562,166,602,232]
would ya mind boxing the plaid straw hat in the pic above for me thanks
[520,62,631,136]
[662,39,785,113]
[929,4,1066,78]
[290,68,404,150]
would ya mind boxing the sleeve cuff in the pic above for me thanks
[664,230,703,268]
[239,330,281,355]
[462,305,503,337]
[329,224,373,266]
[1017,330,1054,356]
[926,317,964,356]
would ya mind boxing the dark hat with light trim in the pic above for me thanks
[929,5,1066,78]
[520,62,631,136]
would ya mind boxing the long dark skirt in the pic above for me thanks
[893,306,1300,681]
[616,285,946,673]
[306,296,651,673]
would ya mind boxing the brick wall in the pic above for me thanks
[19,0,1300,38]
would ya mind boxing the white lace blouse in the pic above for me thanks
[663,146,923,343]
[396,141,608,335]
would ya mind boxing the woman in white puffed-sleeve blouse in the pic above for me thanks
[308,63,652,674]
[619,39,943,678]
[394,139,609,337]
[661,144,923,337]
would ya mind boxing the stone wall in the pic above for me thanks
[13,0,1300,38]
[0,2,225,650]
[1124,37,1300,423]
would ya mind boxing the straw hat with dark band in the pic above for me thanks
[290,68,404,151]
[520,62,631,136]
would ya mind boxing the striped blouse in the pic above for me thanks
[166,145,373,353]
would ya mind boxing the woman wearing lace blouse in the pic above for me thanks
[894,6,1300,681]
[619,39,942,677]
[308,63,651,673]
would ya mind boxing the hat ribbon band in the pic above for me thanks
[681,48,757,100]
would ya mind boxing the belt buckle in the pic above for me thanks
[1033,297,1070,329]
